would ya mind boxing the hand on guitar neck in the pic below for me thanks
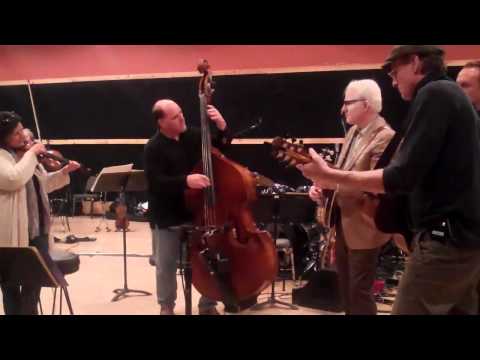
[271,137,338,228]
[270,137,337,189]
[308,185,324,204]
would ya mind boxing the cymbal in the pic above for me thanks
[252,172,274,187]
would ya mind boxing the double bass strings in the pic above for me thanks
[200,97,210,226]
[200,94,216,227]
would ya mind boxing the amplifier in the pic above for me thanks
[292,269,343,313]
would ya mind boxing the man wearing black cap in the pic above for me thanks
[299,45,480,315]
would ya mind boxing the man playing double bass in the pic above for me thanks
[144,99,230,315]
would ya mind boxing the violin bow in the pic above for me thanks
[26,80,44,144]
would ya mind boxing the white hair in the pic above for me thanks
[345,79,383,114]
[23,128,35,140]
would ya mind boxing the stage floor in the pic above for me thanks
[0,216,394,315]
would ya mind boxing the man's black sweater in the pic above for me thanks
[383,72,480,248]
[144,127,230,229]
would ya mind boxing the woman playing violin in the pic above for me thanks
[0,111,80,315]
[21,128,81,174]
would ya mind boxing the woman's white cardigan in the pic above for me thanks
[0,148,69,247]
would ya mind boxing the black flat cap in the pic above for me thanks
[382,45,445,72]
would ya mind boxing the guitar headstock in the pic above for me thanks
[271,137,310,167]
[271,137,336,168]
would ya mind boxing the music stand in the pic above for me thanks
[252,192,316,311]
[0,247,74,314]
[90,165,152,302]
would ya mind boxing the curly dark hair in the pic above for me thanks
[0,111,22,146]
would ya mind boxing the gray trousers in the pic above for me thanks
[152,225,217,310]
[392,231,480,315]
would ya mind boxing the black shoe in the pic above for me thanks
[160,305,175,315]
[199,307,220,315]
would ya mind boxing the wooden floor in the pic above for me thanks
[0,216,394,315]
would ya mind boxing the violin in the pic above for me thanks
[113,194,130,231]
[21,137,90,175]
[39,148,90,174]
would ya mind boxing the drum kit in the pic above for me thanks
[252,171,333,280]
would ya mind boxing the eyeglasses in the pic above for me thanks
[343,98,366,106]
[388,59,413,80]
[388,68,399,80]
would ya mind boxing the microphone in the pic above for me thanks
[340,116,347,136]
[232,117,263,138]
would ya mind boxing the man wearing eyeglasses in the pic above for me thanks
[309,79,394,315]
[300,45,480,315]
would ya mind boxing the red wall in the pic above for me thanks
[0,45,479,81]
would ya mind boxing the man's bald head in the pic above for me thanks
[152,99,186,138]
[152,99,177,122]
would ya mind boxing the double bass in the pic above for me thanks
[185,60,278,306]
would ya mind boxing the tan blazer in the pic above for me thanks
[0,148,69,248]
[335,116,395,250]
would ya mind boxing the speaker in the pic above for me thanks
[292,269,343,313]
